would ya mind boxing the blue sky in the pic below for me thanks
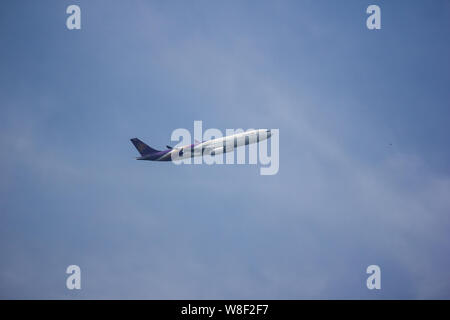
[1,0,450,299]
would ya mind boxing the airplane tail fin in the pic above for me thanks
[130,138,161,156]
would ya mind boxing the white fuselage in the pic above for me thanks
[163,129,271,161]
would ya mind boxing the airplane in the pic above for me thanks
[130,129,272,161]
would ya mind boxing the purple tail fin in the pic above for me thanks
[130,138,161,156]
